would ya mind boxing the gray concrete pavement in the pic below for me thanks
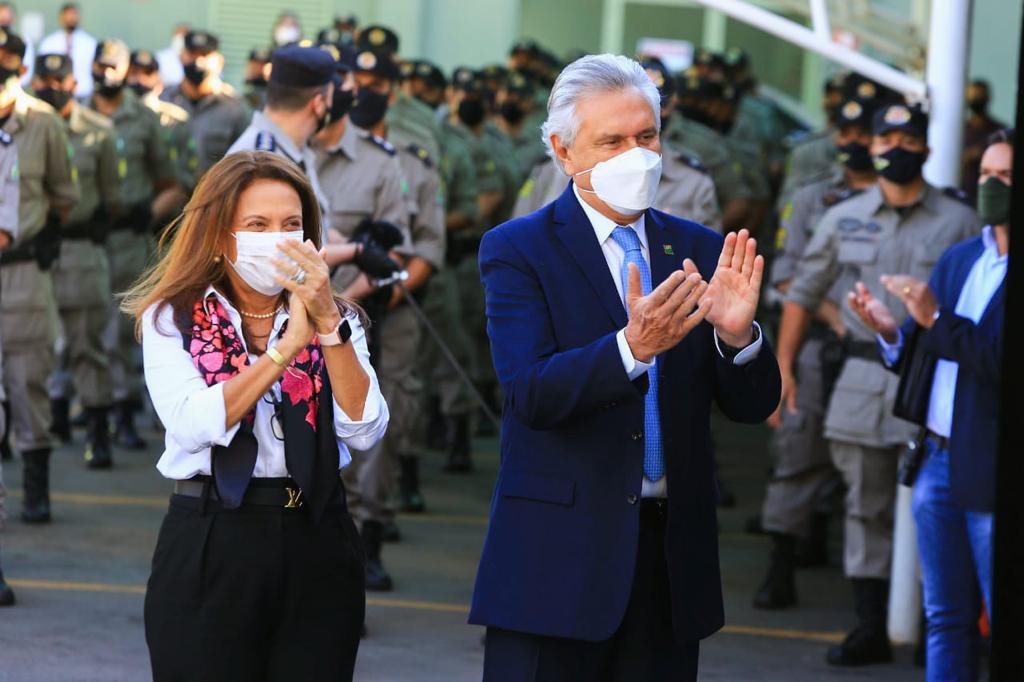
[0,413,926,681]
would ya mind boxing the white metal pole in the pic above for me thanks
[601,0,628,55]
[888,484,921,644]
[922,0,973,186]
[809,0,830,41]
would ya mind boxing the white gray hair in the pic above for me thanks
[540,54,662,165]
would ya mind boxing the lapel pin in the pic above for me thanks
[663,244,674,255]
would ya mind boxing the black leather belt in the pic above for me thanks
[846,340,882,363]
[173,476,334,509]
[924,429,950,451]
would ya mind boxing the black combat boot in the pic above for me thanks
[84,406,113,469]
[361,521,393,591]
[399,455,426,513]
[49,398,72,444]
[0,401,12,461]
[426,397,447,451]
[113,400,147,450]
[753,533,798,609]
[0,545,15,607]
[795,512,830,568]
[21,448,53,523]
[443,415,473,473]
[826,578,893,666]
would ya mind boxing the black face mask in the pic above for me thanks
[976,176,1011,226]
[348,88,389,129]
[967,97,989,116]
[837,142,874,172]
[244,76,267,88]
[457,98,485,127]
[0,66,19,85]
[873,146,926,185]
[93,72,125,99]
[64,23,78,33]
[182,62,207,86]
[35,87,74,113]
[677,104,714,128]
[499,101,525,125]
[329,87,355,122]
[128,83,152,98]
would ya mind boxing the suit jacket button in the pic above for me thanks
[627,494,638,505]
[631,431,643,441]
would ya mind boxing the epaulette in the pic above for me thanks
[0,130,11,146]
[822,185,861,207]
[942,186,971,205]
[254,131,277,152]
[406,143,433,168]
[366,133,396,156]
[677,153,708,174]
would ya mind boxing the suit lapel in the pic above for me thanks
[553,183,628,328]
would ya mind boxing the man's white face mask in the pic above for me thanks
[575,146,663,215]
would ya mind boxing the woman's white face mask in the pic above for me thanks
[229,231,300,296]
[575,146,663,214]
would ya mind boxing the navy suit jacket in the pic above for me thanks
[889,234,1005,511]
[468,183,781,643]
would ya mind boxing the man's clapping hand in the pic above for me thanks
[623,259,711,363]
[847,281,900,342]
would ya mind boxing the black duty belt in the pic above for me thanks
[173,476,341,510]
[845,340,882,363]
[924,429,950,451]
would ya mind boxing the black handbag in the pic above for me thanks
[891,324,937,426]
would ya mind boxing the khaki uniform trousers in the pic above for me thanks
[420,268,476,418]
[344,305,421,524]
[104,229,150,404]
[1,261,59,452]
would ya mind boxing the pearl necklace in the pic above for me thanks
[239,306,284,320]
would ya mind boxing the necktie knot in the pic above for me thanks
[611,226,643,255]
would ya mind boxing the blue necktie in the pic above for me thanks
[610,227,664,481]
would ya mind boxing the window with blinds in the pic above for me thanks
[208,0,331,87]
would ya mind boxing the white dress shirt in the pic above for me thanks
[37,28,98,97]
[142,287,389,480]
[572,185,762,497]
[879,226,1007,438]
[156,45,184,88]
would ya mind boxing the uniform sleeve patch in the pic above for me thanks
[254,131,277,152]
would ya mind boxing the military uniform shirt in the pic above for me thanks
[89,89,171,207]
[0,132,18,237]
[396,142,446,270]
[654,151,721,232]
[142,91,198,192]
[439,121,479,223]
[2,92,78,242]
[64,103,120,225]
[778,128,840,207]
[161,82,251,174]
[386,92,442,163]
[663,114,751,205]
[512,158,566,219]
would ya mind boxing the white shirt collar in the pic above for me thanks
[572,183,647,251]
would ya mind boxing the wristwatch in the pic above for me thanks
[318,319,352,346]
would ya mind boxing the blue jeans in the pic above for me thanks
[912,441,993,682]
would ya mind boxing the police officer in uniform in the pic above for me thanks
[127,49,198,201]
[777,103,981,666]
[89,39,176,453]
[491,70,546,179]
[33,53,120,467]
[241,47,271,111]
[0,100,19,604]
[0,29,79,522]
[753,97,879,609]
[161,30,251,176]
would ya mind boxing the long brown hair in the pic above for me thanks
[122,151,360,336]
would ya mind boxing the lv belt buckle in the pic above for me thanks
[284,487,304,509]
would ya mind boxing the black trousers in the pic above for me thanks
[483,500,699,682]
[144,491,365,682]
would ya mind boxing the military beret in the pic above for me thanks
[331,44,357,72]
[873,102,928,139]
[833,98,874,130]
[353,48,399,81]
[270,45,336,87]
[35,53,72,79]
[131,49,159,72]
[356,25,399,55]
[504,70,533,97]
[412,60,446,89]
[451,66,482,93]
[185,30,219,54]
[0,28,26,60]
[248,47,272,63]
[639,57,674,102]
[398,59,416,80]
[94,39,130,68]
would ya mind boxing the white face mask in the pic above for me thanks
[273,25,302,46]
[170,34,186,54]
[229,231,300,296]
[575,146,663,215]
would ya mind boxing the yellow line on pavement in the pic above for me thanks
[8,578,845,644]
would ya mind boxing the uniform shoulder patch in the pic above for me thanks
[0,130,11,146]
[822,186,858,207]
[406,143,433,168]
[367,134,396,156]
[677,153,708,173]
[254,131,277,152]
[942,186,971,205]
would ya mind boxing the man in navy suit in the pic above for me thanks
[469,54,781,681]
[848,129,1011,681]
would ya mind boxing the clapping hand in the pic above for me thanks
[273,239,342,335]
[879,275,938,329]
[701,229,764,347]
[623,259,712,363]
[847,281,899,341]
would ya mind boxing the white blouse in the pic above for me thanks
[142,287,389,480]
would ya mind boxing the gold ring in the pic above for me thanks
[902,286,911,295]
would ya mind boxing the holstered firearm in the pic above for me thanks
[0,211,63,270]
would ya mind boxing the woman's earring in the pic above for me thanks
[213,255,222,264]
